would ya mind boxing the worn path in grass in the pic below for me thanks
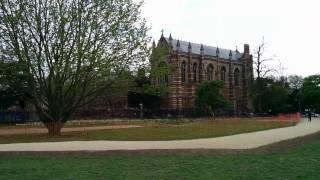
[0,118,319,151]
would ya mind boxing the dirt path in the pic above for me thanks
[0,118,319,151]
[0,125,142,136]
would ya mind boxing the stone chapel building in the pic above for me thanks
[152,33,254,114]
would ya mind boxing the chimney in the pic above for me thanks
[244,44,250,54]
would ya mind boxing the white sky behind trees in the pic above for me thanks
[139,0,320,77]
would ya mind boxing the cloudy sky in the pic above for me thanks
[140,0,320,77]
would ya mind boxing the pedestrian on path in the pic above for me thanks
[308,111,312,122]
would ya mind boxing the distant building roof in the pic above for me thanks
[164,37,243,61]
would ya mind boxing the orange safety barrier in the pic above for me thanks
[278,112,301,122]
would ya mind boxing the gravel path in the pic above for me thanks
[0,118,319,151]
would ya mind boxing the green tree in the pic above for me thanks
[301,75,320,112]
[132,67,151,94]
[252,77,289,114]
[136,46,172,96]
[109,70,136,97]
[0,60,29,110]
[287,75,304,112]
[0,0,149,135]
[195,80,230,118]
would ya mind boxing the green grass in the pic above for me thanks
[0,137,320,179]
[0,120,296,144]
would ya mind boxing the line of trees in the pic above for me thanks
[251,39,319,114]
[251,74,320,115]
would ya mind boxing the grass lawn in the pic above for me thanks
[0,119,147,128]
[0,119,296,144]
[0,133,320,179]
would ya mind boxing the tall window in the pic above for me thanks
[193,63,197,82]
[207,64,214,81]
[181,61,186,83]
[220,67,226,81]
[234,68,240,86]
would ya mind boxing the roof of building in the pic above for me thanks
[163,37,243,61]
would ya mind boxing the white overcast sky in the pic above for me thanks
[139,0,320,77]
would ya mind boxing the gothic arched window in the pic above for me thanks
[234,68,240,86]
[221,67,226,81]
[181,61,186,83]
[207,64,214,81]
[193,63,197,82]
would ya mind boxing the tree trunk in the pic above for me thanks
[44,122,64,136]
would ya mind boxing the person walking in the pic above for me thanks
[308,111,312,122]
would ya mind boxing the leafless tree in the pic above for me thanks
[252,38,279,113]
[288,75,303,90]
[253,38,276,80]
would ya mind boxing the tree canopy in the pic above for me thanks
[0,60,29,110]
[132,46,172,96]
[301,75,320,112]
[252,77,289,114]
[195,80,230,116]
[0,0,149,135]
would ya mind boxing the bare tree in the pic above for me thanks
[253,38,276,80]
[288,75,303,90]
[0,0,149,135]
[252,38,278,113]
